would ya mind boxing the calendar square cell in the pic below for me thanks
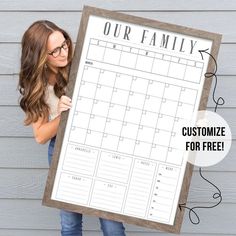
[184,66,202,83]
[76,97,93,113]
[105,119,123,136]
[136,55,153,72]
[79,82,97,98]
[144,96,162,113]
[124,107,142,124]
[153,130,171,147]
[156,115,175,131]
[152,58,170,76]
[160,100,178,117]
[117,138,135,155]
[92,101,110,117]
[82,67,100,83]
[137,126,155,143]
[127,93,146,109]
[98,70,116,87]
[112,89,129,106]
[168,62,186,80]
[95,85,113,102]
[72,112,90,129]
[108,104,126,121]
[140,111,158,127]
[87,44,105,61]
[121,123,139,140]
[163,84,181,101]
[134,141,152,158]
[120,51,137,69]
[147,81,165,97]
[176,103,194,119]
[101,134,119,151]
[115,74,133,90]
[69,127,87,144]
[166,148,184,165]
[150,145,168,162]
[131,77,149,93]
[103,48,121,65]
[85,130,103,147]
[88,116,106,132]
[179,88,197,104]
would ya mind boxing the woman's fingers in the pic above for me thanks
[60,95,72,105]
[58,95,72,114]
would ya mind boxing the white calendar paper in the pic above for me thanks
[51,15,212,225]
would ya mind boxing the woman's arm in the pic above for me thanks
[32,116,60,144]
[32,95,72,144]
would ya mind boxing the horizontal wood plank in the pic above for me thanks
[0,138,48,168]
[0,11,235,43]
[0,0,236,11]
[0,199,234,234]
[0,44,19,74]
[0,106,33,137]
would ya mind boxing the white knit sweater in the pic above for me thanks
[44,85,60,120]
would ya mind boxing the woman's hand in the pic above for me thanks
[58,95,72,115]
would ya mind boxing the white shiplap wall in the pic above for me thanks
[0,1,236,235]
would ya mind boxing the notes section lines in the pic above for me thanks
[55,173,92,205]
[87,38,204,84]
[69,66,198,165]
[123,160,156,218]
[89,181,126,212]
[62,144,99,176]
[96,152,132,184]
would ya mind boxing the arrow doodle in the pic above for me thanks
[179,168,222,225]
[199,49,225,112]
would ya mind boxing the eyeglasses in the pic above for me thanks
[48,39,70,58]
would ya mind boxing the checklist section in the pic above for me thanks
[148,164,180,222]
[124,160,156,217]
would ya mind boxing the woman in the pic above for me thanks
[18,20,126,236]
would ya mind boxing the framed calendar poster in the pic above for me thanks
[43,6,221,233]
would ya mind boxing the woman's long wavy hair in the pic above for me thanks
[18,20,73,125]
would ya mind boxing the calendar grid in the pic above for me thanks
[69,65,198,166]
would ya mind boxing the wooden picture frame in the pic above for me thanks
[43,6,221,233]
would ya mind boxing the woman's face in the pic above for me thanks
[47,31,69,69]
